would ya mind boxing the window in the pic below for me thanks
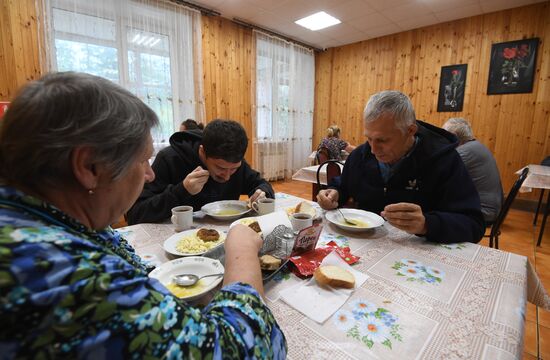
[44,0,203,148]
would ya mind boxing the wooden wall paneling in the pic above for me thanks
[313,48,333,149]
[201,16,254,164]
[313,2,550,201]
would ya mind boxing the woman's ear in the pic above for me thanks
[71,146,99,191]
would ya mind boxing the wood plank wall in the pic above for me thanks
[0,0,42,101]
[2,0,549,199]
[201,16,255,164]
[314,2,550,200]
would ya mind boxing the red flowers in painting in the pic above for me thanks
[500,43,531,86]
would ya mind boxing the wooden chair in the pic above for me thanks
[314,159,343,199]
[315,147,331,165]
[487,167,529,248]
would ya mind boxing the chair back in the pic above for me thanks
[315,147,331,165]
[489,167,529,248]
[316,160,343,196]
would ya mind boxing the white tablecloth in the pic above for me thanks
[118,193,549,360]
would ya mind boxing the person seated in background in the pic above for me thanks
[127,119,274,224]
[0,72,286,358]
[317,125,356,160]
[179,118,204,131]
[317,90,484,244]
[443,117,503,223]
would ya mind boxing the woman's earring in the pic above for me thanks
[88,189,95,195]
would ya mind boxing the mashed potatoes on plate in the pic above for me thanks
[175,230,225,254]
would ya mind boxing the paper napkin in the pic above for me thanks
[279,251,368,323]
[257,210,292,236]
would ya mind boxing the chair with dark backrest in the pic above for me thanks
[488,167,529,249]
[315,147,331,165]
[533,156,550,225]
[315,160,343,199]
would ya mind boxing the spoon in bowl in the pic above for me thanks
[337,208,358,226]
[173,273,224,287]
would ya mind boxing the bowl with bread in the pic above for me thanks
[201,200,251,221]
[325,208,384,233]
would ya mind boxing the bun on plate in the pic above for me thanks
[314,265,355,289]
[290,201,316,217]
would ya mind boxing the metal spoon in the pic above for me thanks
[173,273,224,287]
[337,208,358,226]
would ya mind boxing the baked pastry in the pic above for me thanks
[248,221,262,233]
[260,255,282,270]
[197,228,220,242]
[313,265,355,289]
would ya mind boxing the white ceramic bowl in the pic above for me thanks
[201,200,251,221]
[325,209,385,233]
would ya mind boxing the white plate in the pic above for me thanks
[201,200,251,221]
[285,202,322,220]
[149,257,224,301]
[230,216,258,228]
[164,229,226,256]
[325,209,385,233]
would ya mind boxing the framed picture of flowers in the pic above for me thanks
[487,38,539,95]
[437,64,467,112]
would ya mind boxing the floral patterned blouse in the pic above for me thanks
[0,186,286,359]
[318,137,348,161]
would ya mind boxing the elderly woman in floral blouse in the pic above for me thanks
[0,72,286,359]
[317,125,356,161]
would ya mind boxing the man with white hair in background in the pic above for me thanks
[443,117,503,224]
[317,90,485,244]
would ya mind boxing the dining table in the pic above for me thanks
[292,162,344,200]
[517,164,550,246]
[118,192,549,360]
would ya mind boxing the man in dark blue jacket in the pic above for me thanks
[317,91,484,244]
[127,119,273,224]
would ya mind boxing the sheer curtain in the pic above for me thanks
[39,0,205,154]
[254,32,314,181]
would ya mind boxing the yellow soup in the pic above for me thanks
[216,209,242,216]
[341,218,370,228]
[166,281,205,298]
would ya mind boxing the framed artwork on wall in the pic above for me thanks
[437,64,467,112]
[487,38,539,95]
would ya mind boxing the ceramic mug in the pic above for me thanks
[251,198,275,215]
[171,205,193,232]
[290,212,313,232]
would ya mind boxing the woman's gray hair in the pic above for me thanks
[0,71,159,189]
[363,90,416,133]
[442,117,474,143]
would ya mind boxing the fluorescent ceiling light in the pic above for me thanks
[295,11,341,31]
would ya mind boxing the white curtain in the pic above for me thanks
[254,31,314,181]
[39,0,205,153]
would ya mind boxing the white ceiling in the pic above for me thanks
[191,0,545,49]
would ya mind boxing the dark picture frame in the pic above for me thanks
[487,38,539,95]
[437,64,467,112]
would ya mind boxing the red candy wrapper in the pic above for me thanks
[288,241,360,277]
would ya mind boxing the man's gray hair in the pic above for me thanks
[363,90,416,133]
[442,117,474,143]
[0,71,159,189]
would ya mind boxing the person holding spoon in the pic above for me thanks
[127,119,273,224]
[317,90,484,244]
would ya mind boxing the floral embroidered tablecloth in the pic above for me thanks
[120,193,549,360]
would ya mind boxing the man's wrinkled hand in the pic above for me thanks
[317,189,339,210]
[381,202,427,235]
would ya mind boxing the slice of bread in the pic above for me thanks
[294,201,316,218]
[260,255,282,270]
[314,265,355,289]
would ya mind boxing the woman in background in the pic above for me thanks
[317,125,356,160]
[179,118,204,131]
[0,72,286,359]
